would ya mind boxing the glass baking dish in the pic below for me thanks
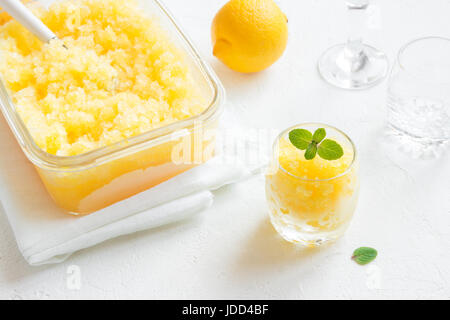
[0,0,225,215]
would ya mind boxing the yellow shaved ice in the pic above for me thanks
[0,0,205,156]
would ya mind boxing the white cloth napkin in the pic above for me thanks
[0,111,265,265]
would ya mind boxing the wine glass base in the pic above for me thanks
[318,43,389,90]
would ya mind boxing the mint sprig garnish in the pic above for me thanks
[288,128,344,160]
[352,247,377,265]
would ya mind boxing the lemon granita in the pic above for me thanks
[0,0,222,215]
[266,124,359,245]
[0,0,205,156]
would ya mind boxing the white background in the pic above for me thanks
[0,0,449,299]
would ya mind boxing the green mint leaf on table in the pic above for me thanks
[317,139,344,160]
[288,128,344,161]
[312,128,326,143]
[352,247,377,265]
[289,129,312,150]
[304,143,317,160]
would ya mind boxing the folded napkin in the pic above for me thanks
[0,110,266,265]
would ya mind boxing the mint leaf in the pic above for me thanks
[288,128,345,161]
[304,143,317,160]
[312,128,326,143]
[289,129,312,150]
[317,139,344,160]
[352,247,377,265]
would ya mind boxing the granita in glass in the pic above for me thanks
[265,123,359,246]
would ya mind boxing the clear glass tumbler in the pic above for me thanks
[265,123,359,246]
[386,37,450,155]
[318,0,388,89]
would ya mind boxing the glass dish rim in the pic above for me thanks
[272,122,357,182]
[397,36,450,86]
[0,0,225,172]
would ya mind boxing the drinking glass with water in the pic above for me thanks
[387,37,450,157]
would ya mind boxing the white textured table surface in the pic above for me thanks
[0,0,449,299]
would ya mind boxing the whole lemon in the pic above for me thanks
[211,0,288,73]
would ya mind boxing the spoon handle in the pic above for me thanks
[0,0,56,42]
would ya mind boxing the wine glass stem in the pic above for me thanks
[345,1,369,68]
